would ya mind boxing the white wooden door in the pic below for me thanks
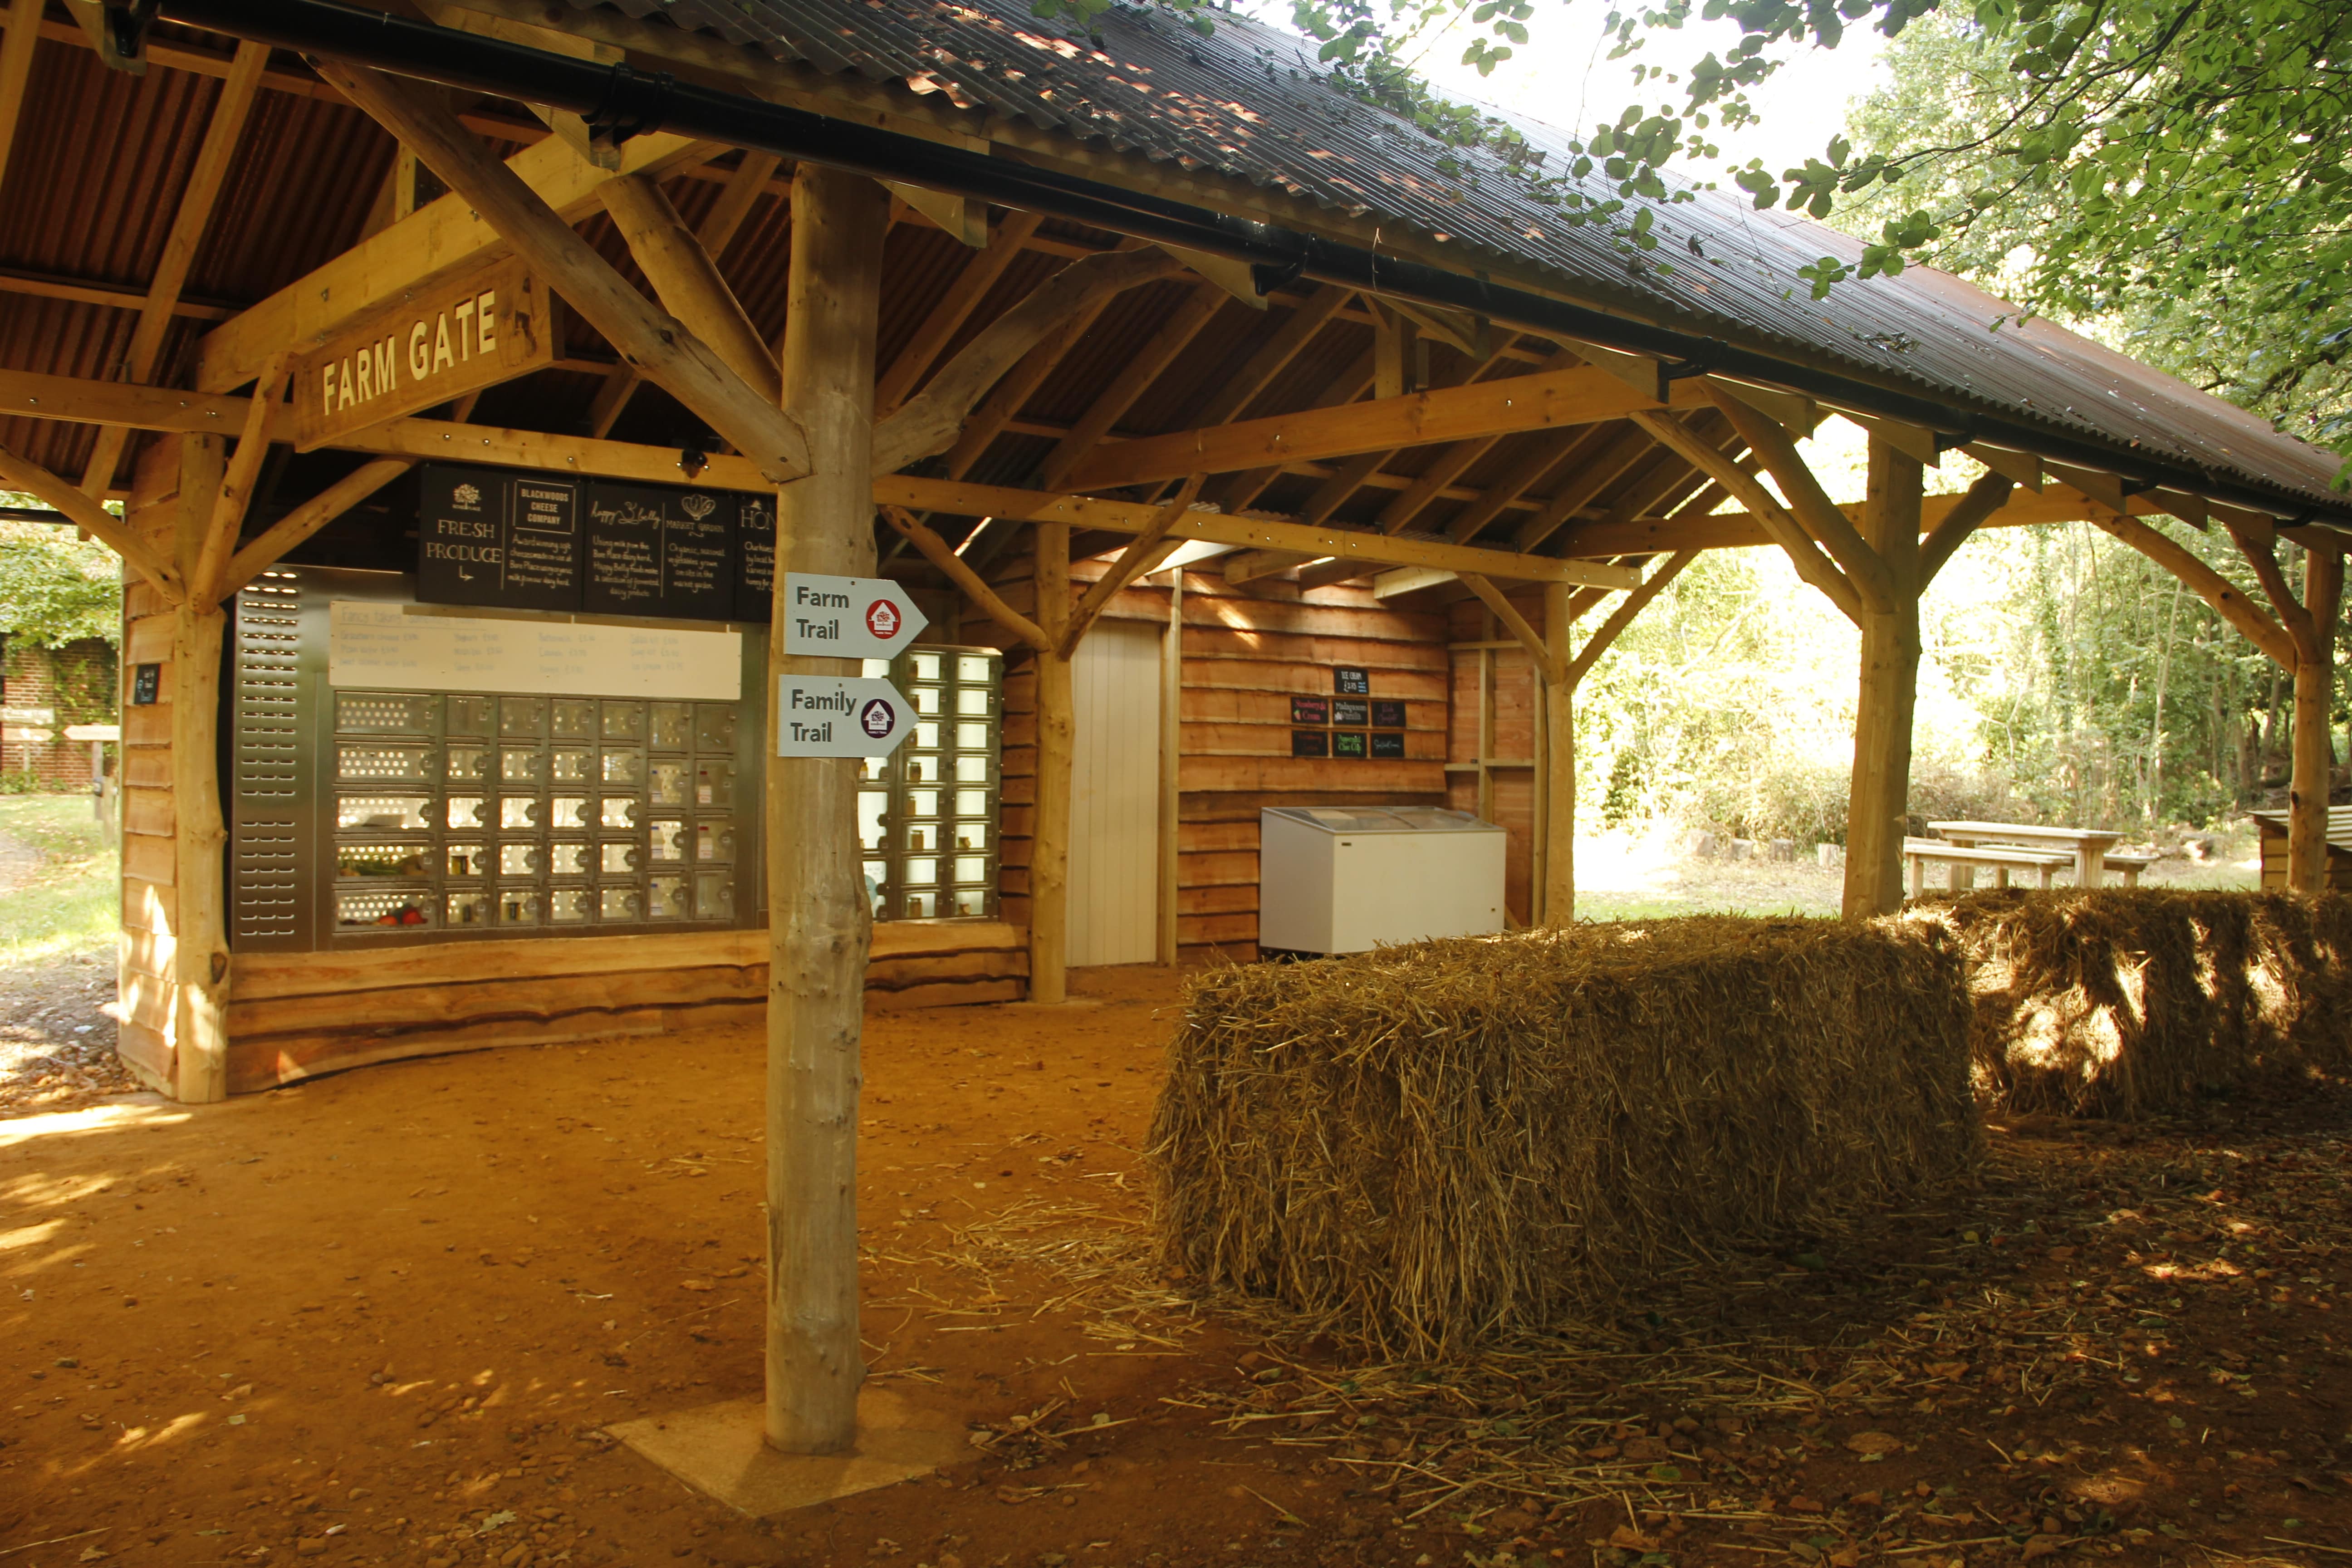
[1067,619,1162,967]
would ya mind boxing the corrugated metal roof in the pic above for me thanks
[570,0,2346,514]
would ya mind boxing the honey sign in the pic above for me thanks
[289,255,556,451]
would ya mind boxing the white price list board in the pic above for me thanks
[328,601,742,700]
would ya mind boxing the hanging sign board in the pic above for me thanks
[776,674,917,758]
[292,255,557,451]
[780,573,928,659]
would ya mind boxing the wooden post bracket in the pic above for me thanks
[0,441,182,599]
[318,60,812,484]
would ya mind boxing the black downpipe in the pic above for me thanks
[160,0,2342,524]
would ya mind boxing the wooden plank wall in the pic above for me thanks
[113,437,201,1094]
[991,552,1452,963]
[1445,597,1544,926]
[221,922,1029,1092]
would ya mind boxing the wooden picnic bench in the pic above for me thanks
[1904,837,2074,896]
[2100,852,2154,887]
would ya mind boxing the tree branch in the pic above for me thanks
[1563,549,1697,690]
[1629,409,1862,624]
[877,505,1051,653]
[1704,384,1897,614]
[2095,510,2297,668]
[1918,470,2017,586]
[871,248,1185,477]
[2224,520,2319,658]
[1459,573,1558,683]
[1059,475,1202,657]
[0,443,182,602]
[213,459,413,604]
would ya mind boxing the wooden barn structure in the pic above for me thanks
[2,0,2347,1460]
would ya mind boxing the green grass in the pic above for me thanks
[0,794,118,968]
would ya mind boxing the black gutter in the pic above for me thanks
[161,0,2347,524]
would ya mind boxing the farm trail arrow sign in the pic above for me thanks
[775,675,917,758]
[781,573,927,659]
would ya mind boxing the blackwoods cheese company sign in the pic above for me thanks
[290,255,556,451]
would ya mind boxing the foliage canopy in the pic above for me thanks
[0,514,125,649]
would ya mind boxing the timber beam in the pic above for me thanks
[1065,363,1718,490]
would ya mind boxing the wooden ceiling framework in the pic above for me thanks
[0,0,2344,927]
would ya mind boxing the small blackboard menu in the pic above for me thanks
[1370,731,1406,759]
[1332,697,1368,726]
[418,467,583,613]
[418,464,769,624]
[1334,666,1370,695]
[131,663,159,705]
[1333,731,1368,760]
[1372,699,1407,729]
[1290,695,1328,725]
[1291,730,1329,758]
[735,496,775,622]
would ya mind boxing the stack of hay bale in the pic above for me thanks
[1919,888,2352,1118]
[1149,917,1980,1354]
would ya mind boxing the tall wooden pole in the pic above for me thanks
[2288,542,2345,892]
[1841,439,1923,919]
[765,164,889,1455]
[170,437,231,1103]
[1030,522,1073,1004]
[1540,580,1574,925]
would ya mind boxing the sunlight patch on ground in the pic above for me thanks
[0,1097,187,1149]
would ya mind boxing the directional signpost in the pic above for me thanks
[775,676,917,758]
[777,573,927,759]
[782,573,926,660]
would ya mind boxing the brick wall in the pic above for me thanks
[0,637,118,789]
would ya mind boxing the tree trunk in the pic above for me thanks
[1030,522,1072,1003]
[764,165,888,1456]
[1541,581,1574,924]
[170,598,230,1104]
[2287,544,2345,893]
[1841,441,1923,920]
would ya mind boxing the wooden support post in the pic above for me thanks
[1031,521,1074,1006]
[1841,439,1923,920]
[1158,566,1182,967]
[764,164,889,1457]
[168,435,231,1102]
[2289,542,2345,893]
[1541,580,1574,925]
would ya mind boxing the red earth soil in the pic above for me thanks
[5,963,2352,1568]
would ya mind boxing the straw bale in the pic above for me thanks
[1147,916,1978,1354]
[1917,888,2352,1119]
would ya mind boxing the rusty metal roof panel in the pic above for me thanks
[565,0,2345,513]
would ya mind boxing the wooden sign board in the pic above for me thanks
[292,255,556,451]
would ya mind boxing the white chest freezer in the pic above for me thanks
[1258,805,1507,955]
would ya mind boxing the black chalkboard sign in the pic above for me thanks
[1332,730,1368,759]
[582,484,671,616]
[1334,666,1370,695]
[419,467,769,622]
[1332,697,1368,727]
[1291,730,1329,758]
[662,490,735,622]
[131,663,159,705]
[1370,731,1406,759]
[505,477,583,607]
[1290,695,1328,725]
[418,467,585,613]
[735,496,775,622]
[1372,699,1407,729]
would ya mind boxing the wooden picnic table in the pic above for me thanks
[1927,821,2124,887]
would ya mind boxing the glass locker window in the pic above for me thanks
[321,651,753,945]
[862,645,1002,922]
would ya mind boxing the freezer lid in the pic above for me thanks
[1263,805,1501,834]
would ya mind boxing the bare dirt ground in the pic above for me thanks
[6,963,2352,1568]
